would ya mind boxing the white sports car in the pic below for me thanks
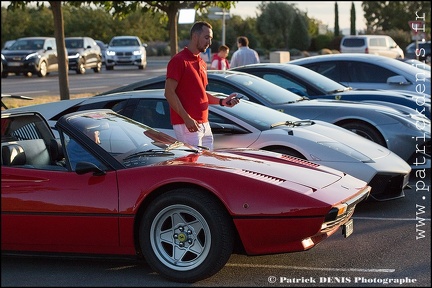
[5,89,412,201]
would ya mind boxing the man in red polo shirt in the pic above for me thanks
[164,21,240,150]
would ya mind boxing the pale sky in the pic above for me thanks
[230,1,366,33]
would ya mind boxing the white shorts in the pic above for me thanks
[173,122,213,150]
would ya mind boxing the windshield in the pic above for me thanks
[382,57,431,78]
[64,111,195,165]
[223,73,303,104]
[8,39,44,50]
[110,38,140,47]
[212,99,302,131]
[284,64,350,93]
[65,39,84,49]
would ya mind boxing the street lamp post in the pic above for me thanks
[208,7,230,46]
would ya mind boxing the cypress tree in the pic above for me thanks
[350,2,356,35]
[334,2,339,36]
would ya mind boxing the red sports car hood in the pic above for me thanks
[169,148,348,190]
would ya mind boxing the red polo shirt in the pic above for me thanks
[166,48,209,125]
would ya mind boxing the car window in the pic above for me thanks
[131,99,172,129]
[261,73,308,96]
[63,131,106,171]
[342,38,365,47]
[370,38,386,47]
[65,39,83,49]
[303,62,343,83]
[347,62,397,83]
[208,74,302,104]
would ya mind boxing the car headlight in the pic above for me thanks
[1,54,5,60]
[106,50,115,56]
[318,141,372,162]
[25,53,40,60]
[133,50,142,56]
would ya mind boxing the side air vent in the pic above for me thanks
[237,169,285,185]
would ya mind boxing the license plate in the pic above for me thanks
[8,62,22,66]
[342,218,354,238]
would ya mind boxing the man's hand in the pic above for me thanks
[222,93,242,107]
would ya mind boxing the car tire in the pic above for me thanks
[339,121,386,147]
[1,71,8,78]
[138,65,144,70]
[76,60,86,74]
[106,65,114,70]
[93,61,102,73]
[37,61,48,77]
[139,188,234,283]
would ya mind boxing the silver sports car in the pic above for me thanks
[6,89,412,201]
[98,71,431,172]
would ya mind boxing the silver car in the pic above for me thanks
[289,53,431,95]
[105,36,147,70]
[98,72,431,173]
[5,89,412,201]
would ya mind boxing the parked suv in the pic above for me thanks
[105,36,147,70]
[340,35,404,59]
[1,37,58,78]
[65,37,102,74]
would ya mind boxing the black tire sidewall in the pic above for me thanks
[139,188,234,283]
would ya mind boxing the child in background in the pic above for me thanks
[210,45,230,70]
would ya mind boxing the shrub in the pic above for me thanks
[318,48,333,55]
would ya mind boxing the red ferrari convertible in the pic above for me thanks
[1,109,370,283]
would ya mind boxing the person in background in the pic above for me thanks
[164,21,240,150]
[210,45,230,70]
[229,36,260,68]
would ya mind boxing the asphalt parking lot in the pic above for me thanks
[1,59,430,287]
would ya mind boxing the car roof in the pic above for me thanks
[110,36,140,39]
[16,36,54,40]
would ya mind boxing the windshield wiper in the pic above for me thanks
[270,120,314,128]
[165,140,200,153]
[124,149,175,160]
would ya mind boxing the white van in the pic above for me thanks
[340,35,404,59]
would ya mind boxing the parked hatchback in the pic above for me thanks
[1,37,58,78]
[105,36,147,70]
[65,37,102,74]
[340,35,404,59]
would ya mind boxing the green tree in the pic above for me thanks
[362,1,430,33]
[4,1,237,101]
[288,12,311,51]
[350,2,356,35]
[334,2,339,36]
[256,2,298,50]
[94,1,236,57]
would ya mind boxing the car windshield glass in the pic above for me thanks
[64,111,194,164]
[284,65,349,93]
[213,99,301,130]
[9,39,43,50]
[65,39,84,49]
[225,73,303,104]
[110,38,139,46]
[381,58,431,77]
